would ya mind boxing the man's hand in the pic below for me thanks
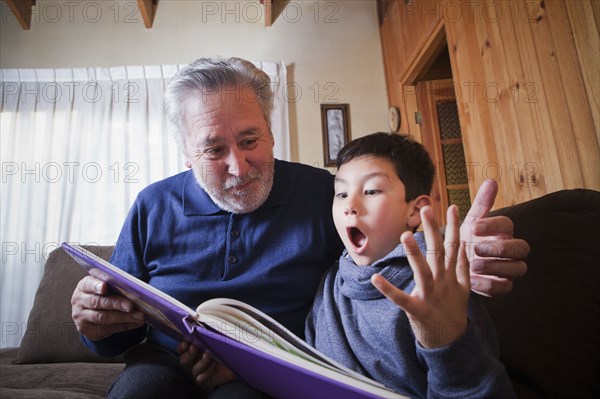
[372,205,470,348]
[71,275,145,341]
[177,342,236,393]
[461,180,530,297]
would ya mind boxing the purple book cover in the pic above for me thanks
[62,243,406,399]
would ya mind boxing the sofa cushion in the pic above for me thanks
[16,246,123,364]
[484,189,600,398]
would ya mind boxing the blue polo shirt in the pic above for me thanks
[84,159,343,356]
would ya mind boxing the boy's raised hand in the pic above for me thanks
[371,205,470,349]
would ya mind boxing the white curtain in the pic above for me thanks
[0,61,289,348]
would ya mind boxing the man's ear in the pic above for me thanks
[268,130,275,147]
[182,146,191,168]
[407,195,431,229]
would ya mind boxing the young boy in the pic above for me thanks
[305,132,515,398]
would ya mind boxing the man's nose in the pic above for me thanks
[225,148,250,177]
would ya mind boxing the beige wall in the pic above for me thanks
[0,0,389,167]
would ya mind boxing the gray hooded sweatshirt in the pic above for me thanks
[305,233,515,398]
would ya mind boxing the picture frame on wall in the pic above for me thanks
[321,103,351,167]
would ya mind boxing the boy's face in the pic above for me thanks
[332,156,421,266]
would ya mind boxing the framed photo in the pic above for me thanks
[321,103,351,167]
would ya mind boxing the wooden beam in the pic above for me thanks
[260,0,272,27]
[3,0,35,30]
[138,0,157,28]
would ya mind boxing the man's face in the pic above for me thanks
[332,156,419,266]
[182,87,275,214]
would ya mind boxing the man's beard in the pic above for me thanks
[192,161,275,214]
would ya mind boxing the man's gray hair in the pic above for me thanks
[164,57,274,153]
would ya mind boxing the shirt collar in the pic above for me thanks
[182,159,289,216]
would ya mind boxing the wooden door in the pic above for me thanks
[416,79,471,225]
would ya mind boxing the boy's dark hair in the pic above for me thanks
[336,132,435,201]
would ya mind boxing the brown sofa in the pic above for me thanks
[1,189,598,398]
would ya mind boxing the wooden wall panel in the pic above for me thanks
[500,1,563,201]
[565,0,600,154]
[486,1,547,203]
[543,0,598,189]
[442,2,506,205]
[473,2,535,204]
[380,0,444,136]
[380,1,406,132]
[394,0,443,81]
[379,0,600,209]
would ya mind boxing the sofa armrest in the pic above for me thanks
[484,189,600,398]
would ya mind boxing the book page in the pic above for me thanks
[195,311,405,398]
[196,298,387,389]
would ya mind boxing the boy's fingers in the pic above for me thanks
[457,241,471,289]
[444,205,460,276]
[371,274,418,314]
[401,231,432,294]
[421,206,444,278]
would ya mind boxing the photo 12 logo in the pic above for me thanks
[2,82,139,104]
[199,1,340,24]
[1,1,144,24]
[1,162,140,184]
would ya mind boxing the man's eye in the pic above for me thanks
[240,138,258,148]
[204,147,225,158]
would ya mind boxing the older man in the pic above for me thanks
[71,57,528,398]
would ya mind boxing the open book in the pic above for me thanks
[62,243,407,399]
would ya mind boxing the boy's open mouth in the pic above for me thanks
[347,226,367,251]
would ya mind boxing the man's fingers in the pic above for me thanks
[474,239,530,260]
[76,291,137,313]
[71,276,145,341]
[192,353,213,377]
[471,258,528,278]
[75,320,144,340]
[177,341,189,355]
[472,216,514,238]
[463,179,498,224]
[470,274,513,297]
[73,277,138,313]
[78,276,107,295]
[194,358,216,386]
[77,308,144,325]
[179,343,203,370]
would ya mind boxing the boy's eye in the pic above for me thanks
[335,192,348,199]
[365,189,380,196]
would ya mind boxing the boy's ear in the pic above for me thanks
[407,195,431,228]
